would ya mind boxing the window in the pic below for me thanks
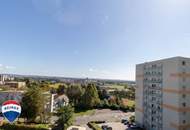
[152,84,156,88]
[182,102,186,107]
[182,61,186,66]
[152,64,157,68]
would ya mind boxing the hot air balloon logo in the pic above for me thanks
[2,100,21,123]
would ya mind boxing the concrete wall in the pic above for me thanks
[136,57,190,130]
[135,64,144,126]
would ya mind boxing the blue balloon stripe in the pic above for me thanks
[3,111,20,123]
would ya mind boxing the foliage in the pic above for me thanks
[129,115,135,123]
[111,90,135,100]
[97,88,109,100]
[57,84,68,95]
[21,86,44,123]
[97,99,135,112]
[74,109,95,118]
[87,122,102,130]
[54,105,74,130]
[0,123,49,130]
[39,81,50,91]
[80,83,100,109]
[66,84,84,105]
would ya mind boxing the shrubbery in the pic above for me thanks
[97,100,135,112]
[87,122,102,130]
[0,124,49,130]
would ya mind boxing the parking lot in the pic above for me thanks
[74,109,134,130]
[99,122,126,130]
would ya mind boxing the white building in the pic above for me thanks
[0,74,14,85]
[50,94,69,113]
[136,57,190,130]
[5,81,26,88]
[0,75,5,85]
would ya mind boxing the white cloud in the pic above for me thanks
[5,66,16,69]
[0,64,16,71]
[89,68,96,72]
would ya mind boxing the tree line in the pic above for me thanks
[20,81,135,130]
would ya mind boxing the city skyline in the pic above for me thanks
[0,0,190,80]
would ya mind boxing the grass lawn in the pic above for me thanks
[122,99,135,107]
[127,100,135,107]
[49,83,64,89]
[103,84,126,90]
[74,109,95,117]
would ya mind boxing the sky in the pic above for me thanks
[0,0,190,80]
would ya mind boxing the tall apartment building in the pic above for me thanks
[135,57,190,130]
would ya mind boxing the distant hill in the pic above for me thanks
[0,73,135,85]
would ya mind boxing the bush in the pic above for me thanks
[87,122,101,130]
[90,121,105,124]
[1,124,49,130]
[130,116,135,123]
[109,104,120,110]
[120,106,129,112]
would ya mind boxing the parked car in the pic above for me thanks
[102,125,108,130]
[107,127,112,130]
[127,124,144,130]
[124,120,130,125]
[101,125,112,130]
[121,119,128,123]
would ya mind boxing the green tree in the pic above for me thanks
[57,84,67,95]
[124,84,128,89]
[97,86,109,100]
[55,105,74,130]
[66,84,83,105]
[21,86,44,122]
[81,83,100,109]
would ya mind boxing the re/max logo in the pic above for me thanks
[3,106,19,110]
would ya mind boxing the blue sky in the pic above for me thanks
[0,0,190,80]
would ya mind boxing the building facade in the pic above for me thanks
[5,81,26,88]
[136,57,190,130]
[0,74,14,85]
[50,94,69,113]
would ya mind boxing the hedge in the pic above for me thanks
[0,124,49,130]
[87,122,102,130]
[96,103,135,112]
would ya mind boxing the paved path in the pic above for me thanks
[74,109,134,130]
